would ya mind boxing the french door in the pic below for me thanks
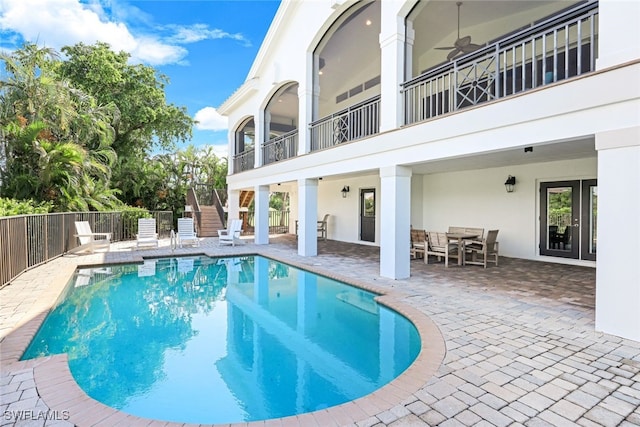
[540,180,596,260]
[360,189,375,242]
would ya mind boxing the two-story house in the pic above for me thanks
[218,0,640,341]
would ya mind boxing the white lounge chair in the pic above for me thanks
[218,219,243,246]
[74,221,111,253]
[136,218,159,248]
[177,217,199,248]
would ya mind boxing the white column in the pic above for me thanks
[298,178,318,256]
[227,189,240,221]
[254,113,264,168]
[298,83,313,155]
[254,185,270,245]
[379,165,412,279]
[596,0,640,69]
[379,3,405,132]
[227,129,235,175]
[595,126,640,341]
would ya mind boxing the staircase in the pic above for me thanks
[240,190,254,208]
[198,206,224,237]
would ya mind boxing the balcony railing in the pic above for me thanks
[263,130,298,165]
[233,148,255,173]
[403,1,598,125]
[310,95,380,152]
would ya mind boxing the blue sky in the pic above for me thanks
[0,0,281,156]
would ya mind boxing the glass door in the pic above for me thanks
[540,180,597,260]
[360,189,375,242]
[540,181,580,258]
[581,179,597,261]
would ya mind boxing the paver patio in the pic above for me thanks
[1,235,639,426]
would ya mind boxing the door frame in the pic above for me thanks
[539,179,597,261]
[360,188,376,242]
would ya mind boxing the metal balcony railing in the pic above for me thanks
[263,130,298,165]
[233,149,255,173]
[310,96,380,152]
[403,1,598,125]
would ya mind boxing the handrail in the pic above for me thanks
[212,188,227,228]
[402,1,598,89]
[262,130,298,165]
[310,95,380,152]
[402,1,598,125]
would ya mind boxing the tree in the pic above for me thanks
[57,42,194,158]
[0,44,120,211]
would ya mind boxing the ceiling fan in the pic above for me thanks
[436,2,482,61]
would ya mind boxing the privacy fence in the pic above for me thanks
[0,211,172,288]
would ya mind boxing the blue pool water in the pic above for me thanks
[22,255,420,424]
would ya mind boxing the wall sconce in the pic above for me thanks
[504,175,516,193]
[341,186,350,198]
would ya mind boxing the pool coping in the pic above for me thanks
[1,250,446,427]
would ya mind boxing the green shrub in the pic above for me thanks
[0,198,54,217]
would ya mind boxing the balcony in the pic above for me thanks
[233,148,255,173]
[402,2,598,126]
[310,95,380,152]
[262,130,298,165]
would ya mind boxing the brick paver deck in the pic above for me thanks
[1,235,639,426]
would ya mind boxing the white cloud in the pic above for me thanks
[166,24,250,46]
[0,0,250,66]
[0,0,139,54]
[194,107,228,132]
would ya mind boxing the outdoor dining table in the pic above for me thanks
[446,233,480,266]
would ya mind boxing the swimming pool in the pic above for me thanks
[22,255,420,424]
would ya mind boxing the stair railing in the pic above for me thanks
[186,187,202,236]
[213,188,227,228]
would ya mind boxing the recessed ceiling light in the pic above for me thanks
[365,19,372,26]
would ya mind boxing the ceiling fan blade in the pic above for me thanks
[454,36,472,47]
[435,46,455,50]
[461,43,482,53]
[447,48,462,61]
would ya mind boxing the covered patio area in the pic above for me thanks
[1,235,638,426]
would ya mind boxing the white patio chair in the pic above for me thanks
[74,221,111,253]
[136,218,159,248]
[218,219,243,246]
[177,217,199,248]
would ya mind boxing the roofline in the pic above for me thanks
[218,1,299,115]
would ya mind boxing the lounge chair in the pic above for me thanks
[136,218,159,248]
[465,229,500,268]
[177,217,199,248]
[218,219,243,246]
[74,221,111,253]
[426,231,459,267]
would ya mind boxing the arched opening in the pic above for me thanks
[233,118,255,173]
[263,82,299,164]
[310,1,381,151]
[403,1,596,124]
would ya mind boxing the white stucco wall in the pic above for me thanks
[422,158,597,262]
[317,175,380,244]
